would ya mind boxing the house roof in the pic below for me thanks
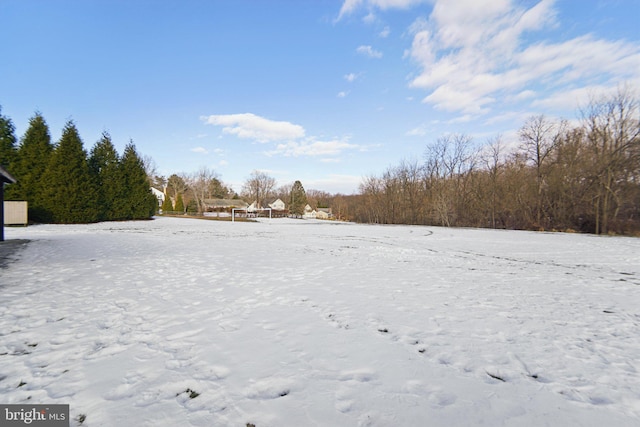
[267,199,287,211]
[0,165,16,184]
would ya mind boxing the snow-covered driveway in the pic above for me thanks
[1,217,639,426]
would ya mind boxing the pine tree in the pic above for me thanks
[186,198,197,214]
[41,121,99,223]
[8,112,54,221]
[290,180,307,217]
[174,193,185,213]
[0,106,17,168]
[89,132,120,221]
[114,142,157,220]
[161,192,174,213]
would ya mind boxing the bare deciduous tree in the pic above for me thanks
[424,134,476,226]
[187,166,220,214]
[167,174,188,200]
[519,115,567,227]
[479,136,505,229]
[582,85,640,234]
[242,170,276,208]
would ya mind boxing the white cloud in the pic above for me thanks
[515,35,640,85]
[379,26,391,38]
[344,72,358,82]
[406,126,428,137]
[338,0,364,19]
[446,114,474,124]
[337,91,350,98]
[201,113,305,143]
[513,90,536,101]
[483,110,533,126]
[202,112,358,159]
[406,0,640,117]
[530,84,614,111]
[338,0,428,20]
[370,0,428,8]
[357,45,383,59]
[423,84,494,115]
[267,137,360,157]
[190,146,209,154]
[363,11,377,24]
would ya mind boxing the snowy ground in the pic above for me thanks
[1,217,639,427]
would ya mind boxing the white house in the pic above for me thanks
[151,187,164,207]
[303,204,316,219]
[316,209,329,220]
[317,207,332,219]
[247,199,286,212]
[303,204,332,220]
[268,199,286,211]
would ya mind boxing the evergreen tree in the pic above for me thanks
[186,198,197,214]
[161,192,174,213]
[89,132,120,221]
[113,142,157,220]
[0,106,17,168]
[41,121,99,223]
[174,193,185,213]
[290,180,307,216]
[8,112,54,222]
[167,174,188,201]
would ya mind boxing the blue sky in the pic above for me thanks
[1,0,639,194]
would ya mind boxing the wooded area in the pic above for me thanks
[159,88,638,235]
[342,88,640,235]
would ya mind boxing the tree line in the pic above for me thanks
[0,110,157,223]
[3,86,636,234]
[153,167,236,215]
[143,87,640,236]
[337,87,639,235]
[154,168,310,217]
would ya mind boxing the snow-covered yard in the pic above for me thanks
[1,217,639,426]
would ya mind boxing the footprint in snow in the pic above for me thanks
[338,368,377,382]
[428,390,457,407]
[245,378,297,400]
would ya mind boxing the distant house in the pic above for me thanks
[247,201,259,213]
[268,199,286,211]
[246,199,287,217]
[316,210,330,220]
[317,207,333,219]
[247,199,286,212]
[151,187,164,207]
[303,204,316,219]
[303,204,332,220]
